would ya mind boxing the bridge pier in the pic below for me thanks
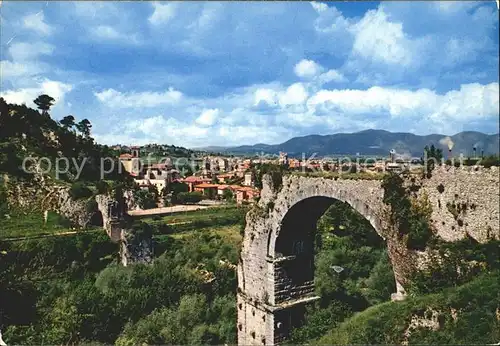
[238,175,391,345]
[237,291,319,345]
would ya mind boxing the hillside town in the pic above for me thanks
[116,144,437,210]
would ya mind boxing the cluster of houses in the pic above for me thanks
[118,149,260,205]
[117,145,427,207]
[182,174,259,205]
[278,151,423,173]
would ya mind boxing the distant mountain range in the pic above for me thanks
[197,130,500,157]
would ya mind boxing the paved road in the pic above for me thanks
[128,204,210,217]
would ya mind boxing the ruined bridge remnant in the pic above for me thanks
[237,167,499,345]
[95,194,153,266]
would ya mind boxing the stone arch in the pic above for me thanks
[267,189,386,259]
[237,175,390,345]
[270,195,385,306]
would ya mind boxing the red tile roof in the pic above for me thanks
[183,176,211,183]
[195,183,220,188]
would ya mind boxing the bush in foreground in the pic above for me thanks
[317,271,500,345]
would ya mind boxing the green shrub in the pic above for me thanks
[318,271,500,345]
[95,180,109,194]
[480,155,500,168]
[409,237,500,295]
[222,188,234,202]
[0,184,9,218]
[381,173,433,250]
[177,191,203,204]
[86,198,98,213]
[133,188,158,209]
[69,182,93,200]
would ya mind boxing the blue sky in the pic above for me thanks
[1,1,499,147]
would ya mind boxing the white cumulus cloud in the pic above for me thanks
[350,8,413,66]
[254,88,279,106]
[196,108,219,126]
[279,83,309,106]
[149,2,176,25]
[318,69,346,84]
[310,1,328,13]
[0,79,73,107]
[307,82,499,123]
[22,11,54,36]
[294,59,324,78]
[94,88,183,108]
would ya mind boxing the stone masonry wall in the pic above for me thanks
[238,167,499,345]
[419,166,499,242]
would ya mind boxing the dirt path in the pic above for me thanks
[128,204,210,217]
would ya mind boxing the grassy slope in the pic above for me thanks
[1,205,245,240]
[142,206,242,224]
[317,271,500,345]
[143,206,247,235]
[168,224,242,246]
[1,211,74,239]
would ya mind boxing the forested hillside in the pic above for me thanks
[0,95,128,183]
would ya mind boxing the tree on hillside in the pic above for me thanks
[76,119,92,137]
[423,144,443,177]
[169,181,189,204]
[60,115,76,130]
[222,188,234,202]
[252,163,288,190]
[424,144,443,162]
[134,185,159,210]
[33,94,55,114]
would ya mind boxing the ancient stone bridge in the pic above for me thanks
[237,167,499,345]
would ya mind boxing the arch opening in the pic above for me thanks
[270,196,394,343]
[90,210,104,227]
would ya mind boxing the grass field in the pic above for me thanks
[168,224,242,246]
[2,205,248,241]
[153,224,242,260]
[0,211,75,240]
[143,205,248,233]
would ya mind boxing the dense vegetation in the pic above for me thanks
[382,173,433,250]
[0,198,391,345]
[0,96,131,184]
[2,183,497,345]
[0,223,240,345]
[318,271,500,345]
[306,171,500,345]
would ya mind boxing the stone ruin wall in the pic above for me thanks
[417,166,499,242]
[238,167,499,345]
